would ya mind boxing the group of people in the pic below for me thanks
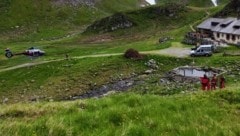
[200,74,225,91]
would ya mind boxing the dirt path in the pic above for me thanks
[0,47,190,73]
[0,53,122,73]
[0,60,62,73]
[143,47,190,58]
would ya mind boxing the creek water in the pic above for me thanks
[176,68,215,78]
[68,76,145,100]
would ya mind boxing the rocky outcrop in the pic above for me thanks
[51,0,98,7]
[84,3,185,33]
[85,13,135,33]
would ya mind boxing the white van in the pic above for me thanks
[190,45,214,57]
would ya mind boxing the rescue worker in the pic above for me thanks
[219,75,225,89]
[200,74,210,91]
[211,74,217,90]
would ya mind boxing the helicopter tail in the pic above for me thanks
[5,49,13,58]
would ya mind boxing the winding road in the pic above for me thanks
[0,47,190,73]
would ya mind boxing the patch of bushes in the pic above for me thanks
[124,48,143,59]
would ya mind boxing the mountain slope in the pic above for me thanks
[0,0,144,42]
[214,0,240,17]
[0,0,148,31]
[0,0,229,42]
[156,0,229,7]
[80,3,207,43]
[85,3,187,33]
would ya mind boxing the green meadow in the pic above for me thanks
[0,0,240,135]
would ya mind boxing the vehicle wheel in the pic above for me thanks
[5,52,13,58]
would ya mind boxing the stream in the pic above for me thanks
[67,75,145,100]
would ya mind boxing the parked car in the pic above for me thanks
[190,45,214,57]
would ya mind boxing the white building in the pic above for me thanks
[197,17,240,45]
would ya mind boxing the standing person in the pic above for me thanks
[220,75,225,89]
[200,74,210,91]
[211,74,217,90]
[65,54,69,60]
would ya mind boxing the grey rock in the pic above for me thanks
[3,98,8,103]
[30,80,35,83]
[144,69,154,74]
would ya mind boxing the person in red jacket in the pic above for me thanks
[219,75,225,89]
[200,74,210,91]
[211,74,217,90]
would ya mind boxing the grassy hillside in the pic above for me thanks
[0,0,98,41]
[0,2,230,103]
[95,0,142,13]
[187,0,229,7]
[0,0,230,42]
[1,49,240,103]
[0,0,145,29]
[156,0,229,7]
[0,0,144,42]
[0,56,146,103]
[81,3,209,43]
[0,91,239,136]
[0,2,219,71]
[0,1,231,102]
[214,0,240,17]
[0,1,240,135]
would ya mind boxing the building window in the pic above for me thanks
[217,33,220,38]
[227,34,230,40]
[222,34,224,37]
[232,35,236,41]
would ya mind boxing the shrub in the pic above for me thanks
[124,48,143,59]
